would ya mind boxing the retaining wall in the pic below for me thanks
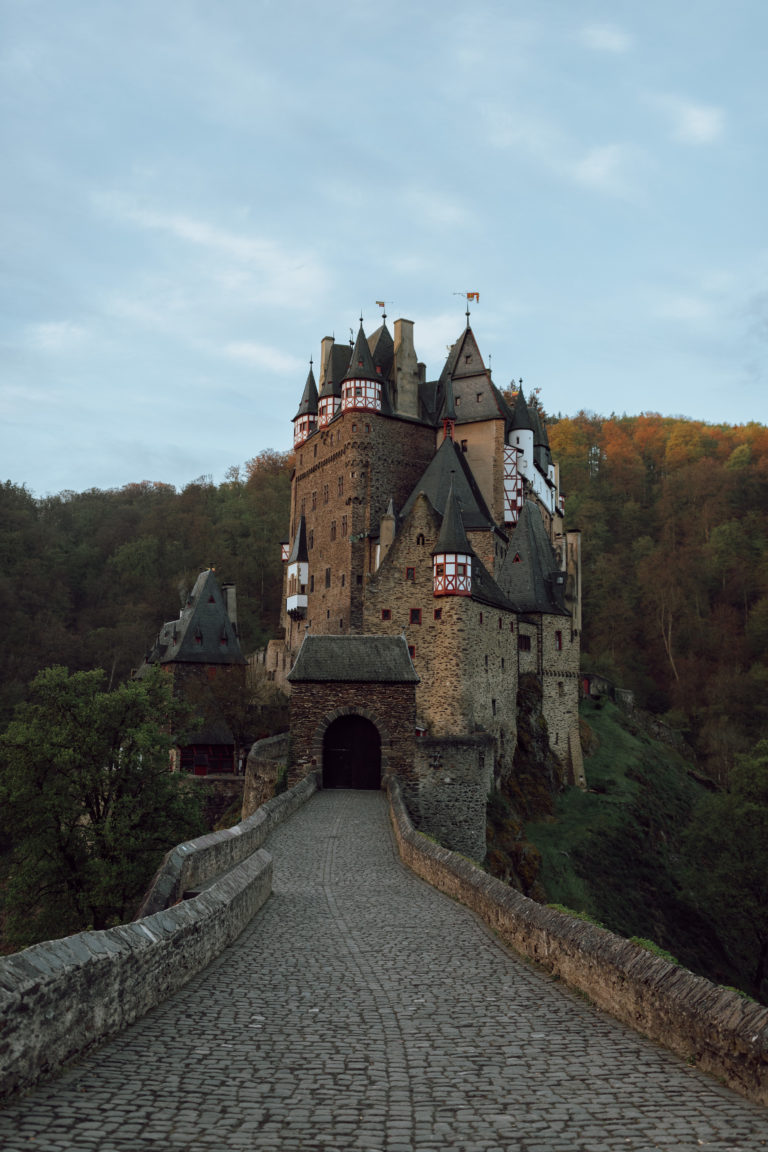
[388,778,768,1107]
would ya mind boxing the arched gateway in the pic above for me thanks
[322,714,381,789]
[286,635,418,793]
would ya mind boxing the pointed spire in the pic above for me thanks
[510,382,534,432]
[433,476,472,556]
[293,362,318,419]
[344,322,378,382]
[288,515,309,565]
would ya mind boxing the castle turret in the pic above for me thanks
[342,323,385,412]
[508,384,534,472]
[286,516,309,619]
[432,478,472,596]
[293,365,318,447]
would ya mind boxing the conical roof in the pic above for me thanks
[288,515,309,565]
[497,501,568,615]
[344,323,379,382]
[293,365,318,420]
[510,383,534,432]
[433,478,471,555]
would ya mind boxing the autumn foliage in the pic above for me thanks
[549,411,768,781]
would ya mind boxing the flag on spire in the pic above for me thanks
[466,292,479,302]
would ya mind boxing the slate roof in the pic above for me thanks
[319,343,351,399]
[433,478,471,555]
[509,384,534,432]
[293,365,318,419]
[497,502,569,615]
[368,322,394,380]
[288,515,309,565]
[400,435,495,531]
[141,569,246,667]
[344,324,379,382]
[287,634,419,683]
[434,327,507,426]
[469,554,517,612]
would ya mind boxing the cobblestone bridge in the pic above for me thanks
[1,790,767,1151]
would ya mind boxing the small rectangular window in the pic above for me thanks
[408,645,416,659]
[325,567,331,588]
[309,530,314,549]
[406,567,415,581]
[461,439,468,453]
[338,476,344,497]
[410,608,421,625]
[382,609,391,621]
[433,608,442,620]
[330,520,337,541]
[519,634,531,651]
[555,630,563,650]
[311,491,317,510]
[341,515,348,535]
[310,574,315,592]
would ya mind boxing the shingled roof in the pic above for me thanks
[142,569,246,667]
[400,435,494,531]
[498,502,569,615]
[319,343,351,399]
[293,365,318,419]
[287,634,419,683]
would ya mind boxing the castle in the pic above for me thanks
[263,311,583,858]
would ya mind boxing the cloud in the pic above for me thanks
[655,294,714,322]
[222,341,305,374]
[572,145,632,194]
[653,96,724,144]
[25,321,89,352]
[93,195,329,308]
[480,103,639,198]
[578,24,633,54]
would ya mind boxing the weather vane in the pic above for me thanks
[454,291,480,325]
[375,299,392,322]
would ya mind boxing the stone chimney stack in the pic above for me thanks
[393,319,420,419]
[221,583,239,635]
[320,336,334,383]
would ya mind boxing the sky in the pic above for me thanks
[2,0,767,497]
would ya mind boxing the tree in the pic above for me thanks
[0,666,205,950]
[684,740,768,999]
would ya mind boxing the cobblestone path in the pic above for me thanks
[2,790,768,1151]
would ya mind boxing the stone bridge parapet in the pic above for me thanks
[388,777,768,1107]
[0,771,320,1099]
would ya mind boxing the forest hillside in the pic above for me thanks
[548,410,768,783]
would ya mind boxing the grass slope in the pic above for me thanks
[525,697,739,989]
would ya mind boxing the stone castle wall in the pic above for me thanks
[285,411,434,645]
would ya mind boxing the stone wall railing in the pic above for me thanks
[388,777,768,1107]
[137,768,318,917]
[0,772,320,1098]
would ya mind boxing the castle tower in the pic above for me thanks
[292,364,318,448]
[432,478,472,596]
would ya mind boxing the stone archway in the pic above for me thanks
[322,714,382,789]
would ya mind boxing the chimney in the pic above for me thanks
[221,583,239,635]
[393,318,419,418]
[320,336,334,383]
